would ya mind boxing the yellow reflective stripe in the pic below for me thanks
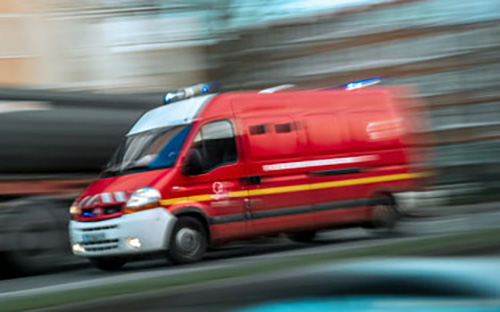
[228,190,249,198]
[160,194,212,206]
[309,172,423,191]
[160,172,430,206]
[189,194,213,202]
[160,198,187,205]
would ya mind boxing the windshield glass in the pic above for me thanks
[103,124,192,176]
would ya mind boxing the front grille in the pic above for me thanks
[85,245,119,252]
[81,225,118,232]
[80,204,123,218]
[103,204,122,215]
[80,239,119,246]
[79,238,120,252]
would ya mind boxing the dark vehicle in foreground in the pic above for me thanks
[0,88,155,275]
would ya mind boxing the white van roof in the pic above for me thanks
[127,94,215,136]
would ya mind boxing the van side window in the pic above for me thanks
[192,120,237,173]
[275,123,292,133]
[244,117,300,160]
[249,125,266,135]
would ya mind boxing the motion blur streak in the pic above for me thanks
[0,1,498,312]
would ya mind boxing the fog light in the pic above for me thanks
[126,237,142,249]
[72,243,85,253]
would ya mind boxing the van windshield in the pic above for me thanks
[103,124,192,176]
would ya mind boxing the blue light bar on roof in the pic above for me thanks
[345,78,381,91]
[163,82,221,104]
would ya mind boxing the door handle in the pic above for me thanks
[244,198,253,209]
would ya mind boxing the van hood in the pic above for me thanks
[76,168,173,208]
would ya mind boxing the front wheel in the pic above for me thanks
[167,217,208,264]
[90,257,126,271]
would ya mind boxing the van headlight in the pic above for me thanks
[69,200,81,219]
[124,187,161,214]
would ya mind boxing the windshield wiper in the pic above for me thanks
[101,165,149,177]
[100,165,120,177]
[121,165,151,173]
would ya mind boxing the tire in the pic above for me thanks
[365,197,399,234]
[287,230,317,243]
[167,216,208,264]
[90,257,126,271]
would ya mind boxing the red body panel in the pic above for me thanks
[74,88,423,244]
[82,169,173,196]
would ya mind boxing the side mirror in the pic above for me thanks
[181,149,204,176]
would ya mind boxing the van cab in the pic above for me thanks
[69,84,426,270]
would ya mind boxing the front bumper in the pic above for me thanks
[69,208,176,258]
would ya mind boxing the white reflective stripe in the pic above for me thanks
[101,193,113,203]
[262,155,378,172]
[114,191,126,202]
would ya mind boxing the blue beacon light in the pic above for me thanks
[163,82,220,104]
[345,78,382,91]
[164,93,176,104]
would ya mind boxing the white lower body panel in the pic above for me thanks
[69,208,176,258]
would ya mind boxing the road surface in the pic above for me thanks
[0,208,498,300]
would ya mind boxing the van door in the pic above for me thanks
[177,120,248,242]
[236,116,316,236]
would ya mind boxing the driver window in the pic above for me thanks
[191,120,237,173]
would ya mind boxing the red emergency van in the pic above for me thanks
[69,83,426,270]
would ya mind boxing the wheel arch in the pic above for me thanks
[170,207,211,242]
[368,188,397,207]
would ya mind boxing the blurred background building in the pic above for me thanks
[217,0,500,199]
[1,0,500,194]
[0,0,223,91]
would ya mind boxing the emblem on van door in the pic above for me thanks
[211,182,228,200]
[213,182,224,195]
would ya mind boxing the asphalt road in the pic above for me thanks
[0,209,499,299]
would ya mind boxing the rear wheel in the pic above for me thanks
[287,230,317,243]
[167,216,208,264]
[365,197,399,234]
[90,257,126,271]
